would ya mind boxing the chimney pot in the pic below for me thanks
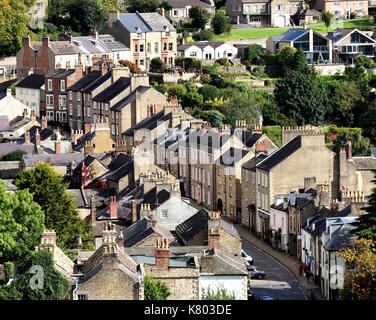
[109,196,118,219]
[54,141,61,154]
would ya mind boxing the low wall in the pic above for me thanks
[163,72,196,83]
[0,161,21,179]
[314,64,346,75]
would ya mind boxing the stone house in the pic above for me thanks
[254,126,339,239]
[74,223,143,300]
[101,11,177,70]
[314,0,368,19]
[226,0,305,27]
[166,0,215,26]
[15,74,45,118]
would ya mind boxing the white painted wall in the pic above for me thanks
[270,207,288,251]
[215,44,238,59]
[184,45,203,59]
[15,87,43,117]
[199,275,247,300]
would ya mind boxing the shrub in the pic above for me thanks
[1,150,27,161]
[118,60,143,74]
[215,58,231,66]
[192,29,214,41]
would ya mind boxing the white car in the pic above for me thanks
[241,250,254,265]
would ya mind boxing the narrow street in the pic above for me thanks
[243,240,306,300]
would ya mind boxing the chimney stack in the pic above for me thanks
[42,35,50,49]
[90,194,96,226]
[41,116,48,129]
[346,141,352,160]
[131,199,138,224]
[155,238,170,270]
[140,203,151,219]
[208,211,221,249]
[208,228,220,250]
[22,35,30,48]
[24,131,31,144]
[23,108,29,119]
[109,196,118,219]
[39,230,57,253]
[35,128,41,146]
[30,110,36,122]
[255,140,268,154]
[84,140,94,156]
[54,141,61,154]
[115,140,128,155]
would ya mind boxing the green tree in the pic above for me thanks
[1,150,27,161]
[354,55,376,69]
[274,70,325,125]
[100,0,122,11]
[220,91,262,125]
[127,0,160,13]
[0,251,70,300]
[144,276,170,300]
[0,182,44,263]
[293,49,309,73]
[150,57,166,73]
[352,171,376,241]
[198,85,221,101]
[0,0,36,57]
[332,129,371,156]
[202,286,236,300]
[277,46,297,72]
[359,102,376,139]
[202,110,225,127]
[322,12,334,31]
[244,44,264,64]
[13,162,93,250]
[211,11,231,35]
[189,5,210,30]
[192,29,214,41]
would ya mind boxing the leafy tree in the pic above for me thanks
[0,251,70,300]
[189,6,210,30]
[1,150,27,161]
[127,0,160,13]
[192,29,214,41]
[274,70,325,125]
[0,181,44,263]
[322,12,334,31]
[0,0,36,57]
[13,162,93,250]
[332,129,371,156]
[211,11,231,35]
[202,286,236,300]
[175,57,202,71]
[198,85,221,101]
[144,276,170,300]
[244,44,264,64]
[181,88,204,109]
[150,57,166,73]
[340,238,376,300]
[220,91,262,125]
[352,171,376,240]
[293,49,309,73]
[359,102,376,139]
[354,55,376,69]
[100,0,122,11]
[277,46,297,72]
[202,110,225,127]
[119,60,143,73]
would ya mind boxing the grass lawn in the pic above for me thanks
[311,19,375,33]
[212,19,374,41]
[213,27,290,40]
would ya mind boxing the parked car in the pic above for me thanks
[248,266,266,279]
[248,288,255,300]
[241,250,254,265]
[258,295,279,300]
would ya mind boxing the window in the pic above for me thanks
[173,10,178,16]
[190,51,197,57]
[134,44,138,53]
[77,106,81,116]
[166,30,170,37]
[46,94,54,106]
[69,91,73,100]
[93,101,97,109]
[47,79,52,91]
[168,43,173,51]
[111,124,116,135]
[59,95,66,107]
[87,107,91,117]
[161,210,168,218]
[140,59,145,66]
[147,43,151,53]
[77,92,81,101]
[60,80,65,92]
[117,53,120,60]
[69,104,73,116]
[140,44,144,52]
[77,294,88,301]
[276,4,285,10]
[105,116,108,123]
[105,103,109,111]
[47,111,54,121]
[163,43,167,51]
[155,42,159,53]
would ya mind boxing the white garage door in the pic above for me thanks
[274,16,286,27]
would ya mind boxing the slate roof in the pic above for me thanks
[48,41,80,55]
[351,157,376,170]
[242,153,268,171]
[167,0,214,9]
[72,36,110,54]
[118,12,175,33]
[73,130,95,152]
[67,188,114,209]
[22,126,54,143]
[237,130,262,148]
[123,217,174,247]
[92,77,130,102]
[49,68,76,79]
[108,153,132,171]
[111,86,151,111]
[82,71,112,93]
[122,110,171,136]
[186,129,231,152]
[16,74,45,89]
[178,41,226,51]
[67,71,102,92]
[99,35,130,51]
[326,29,376,44]
[22,153,85,167]
[106,160,134,182]
[323,224,355,252]
[217,148,249,166]
[0,143,35,158]
[175,208,210,242]
[257,135,302,171]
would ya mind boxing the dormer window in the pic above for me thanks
[135,27,142,38]
[164,26,170,37]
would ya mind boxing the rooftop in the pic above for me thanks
[16,74,45,89]
[92,77,130,102]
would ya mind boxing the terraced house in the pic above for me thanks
[101,11,177,70]
[314,0,368,19]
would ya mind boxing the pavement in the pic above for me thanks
[236,224,323,300]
